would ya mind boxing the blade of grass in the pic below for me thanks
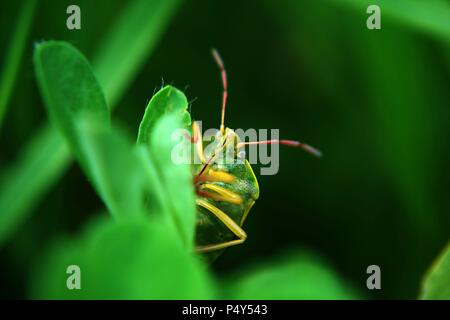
[0,0,182,247]
[360,31,439,234]
[0,0,37,129]
[354,21,441,298]
[328,0,450,41]
[0,126,70,245]
[93,0,181,106]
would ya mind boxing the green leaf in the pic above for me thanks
[137,85,191,145]
[0,0,181,247]
[93,0,182,106]
[137,85,195,249]
[149,113,196,250]
[33,41,122,216]
[0,0,37,129]
[34,41,158,219]
[224,250,360,299]
[33,40,110,160]
[30,216,215,299]
[74,119,154,219]
[421,243,450,299]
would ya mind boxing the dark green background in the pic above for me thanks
[0,0,449,299]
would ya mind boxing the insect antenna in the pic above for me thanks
[211,48,228,134]
[237,140,322,158]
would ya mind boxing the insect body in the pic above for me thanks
[193,50,321,257]
[193,125,259,257]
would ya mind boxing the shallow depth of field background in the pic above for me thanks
[0,0,449,299]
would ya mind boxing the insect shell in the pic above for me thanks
[192,49,321,261]
[192,125,259,261]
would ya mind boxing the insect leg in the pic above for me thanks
[195,198,247,252]
[200,183,242,205]
[192,121,206,163]
[237,140,322,158]
[239,199,255,225]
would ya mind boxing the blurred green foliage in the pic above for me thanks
[0,0,37,128]
[29,39,354,299]
[421,243,450,299]
[0,0,182,258]
[0,0,449,299]
[224,250,358,299]
[31,216,215,299]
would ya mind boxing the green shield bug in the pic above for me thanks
[192,49,321,259]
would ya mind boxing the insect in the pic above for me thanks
[192,49,321,259]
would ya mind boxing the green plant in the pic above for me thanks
[28,40,359,299]
[421,243,450,299]
[0,0,181,247]
[0,0,37,129]
[1,0,449,299]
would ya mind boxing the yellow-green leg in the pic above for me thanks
[195,198,247,252]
